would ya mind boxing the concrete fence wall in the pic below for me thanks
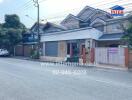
[15,45,23,56]
[128,51,132,68]
[15,45,37,57]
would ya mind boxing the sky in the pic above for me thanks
[0,0,131,28]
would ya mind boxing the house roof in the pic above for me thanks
[95,9,113,18]
[98,33,124,41]
[41,27,103,42]
[110,5,125,10]
[77,6,96,18]
[30,22,67,34]
[30,22,45,31]
[61,14,84,25]
[106,15,129,23]
[31,22,66,30]
[77,6,113,22]
[43,22,67,30]
[90,17,107,26]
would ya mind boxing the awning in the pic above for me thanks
[98,33,124,41]
[41,27,103,42]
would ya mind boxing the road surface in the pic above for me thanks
[0,58,132,100]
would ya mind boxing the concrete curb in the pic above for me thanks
[11,57,130,72]
[12,57,42,62]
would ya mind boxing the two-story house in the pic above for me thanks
[40,5,131,63]
[60,6,130,48]
[40,6,115,62]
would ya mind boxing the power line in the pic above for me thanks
[7,0,131,18]
[19,0,33,8]
[41,0,122,17]
[40,2,132,22]
[8,0,33,13]
[39,0,131,18]
[4,0,131,15]
[94,0,129,7]
[15,0,47,12]
[9,0,47,16]
[39,0,47,3]
[7,0,120,16]
[1,0,131,26]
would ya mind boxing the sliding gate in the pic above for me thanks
[95,48,127,67]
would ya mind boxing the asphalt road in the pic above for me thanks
[0,58,132,100]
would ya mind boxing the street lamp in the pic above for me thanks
[25,14,46,22]
[32,0,41,58]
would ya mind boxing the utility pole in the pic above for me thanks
[33,0,40,58]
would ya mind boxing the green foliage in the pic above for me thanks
[3,14,26,29]
[122,24,132,47]
[0,14,27,54]
[128,15,132,23]
[30,49,39,59]
[6,28,22,45]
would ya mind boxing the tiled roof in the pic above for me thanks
[61,14,84,25]
[98,33,124,41]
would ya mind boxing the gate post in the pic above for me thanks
[125,48,129,68]
[90,48,95,64]
[82,48,86,63]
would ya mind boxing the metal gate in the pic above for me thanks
[95,48,125,66]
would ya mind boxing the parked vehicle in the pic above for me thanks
[0,49,9,57]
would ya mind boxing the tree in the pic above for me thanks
[122,24,132,48]
[3,14,26,29]
[0,14,27,55]
[121,15,132,48]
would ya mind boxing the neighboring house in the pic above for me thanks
[15,22,66,57]
[30,22,66,34]
[15,30,38,57]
